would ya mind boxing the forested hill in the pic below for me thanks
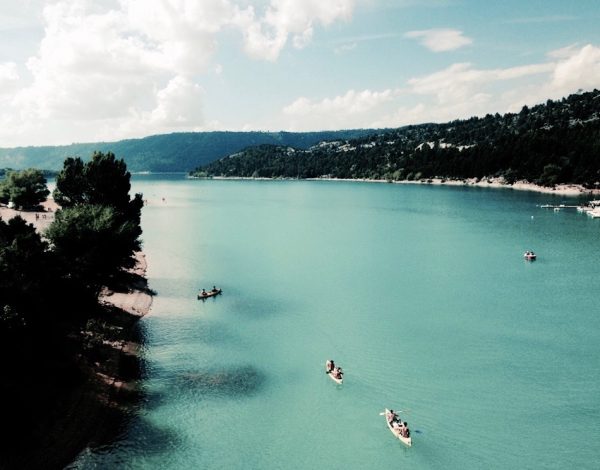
[0,130,377,173]
[192,90,600,187]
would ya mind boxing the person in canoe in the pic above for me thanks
[401,422,410,438]
[333,366,343,380]
[386,409,397,425]
[211,285,218,293]
[326,359,335,373]
[200,289,207,296]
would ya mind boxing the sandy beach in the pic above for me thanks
[317,177,600,197]
[403,177,600,197]
[0,197,58,230]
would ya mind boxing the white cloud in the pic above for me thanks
[0,1,45,30]
[334,42,357,54]
[240,0,354,60]
[0,0,356,146]
[0,62,19,84]
[404,28,472,52]
[403,45,600,118]
[0,1,597,148]
[550,44,600,93]
[279,44,600,131]
[406,62,554,105]
[117,75,205,137]
[283,89,396,129]
[547,43,580,59]
[149,75,204,126]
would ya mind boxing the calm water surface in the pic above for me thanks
[72,176,600,469]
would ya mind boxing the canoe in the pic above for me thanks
[325,362,343,384]
[197,288,222,300]
[384,408,412,447]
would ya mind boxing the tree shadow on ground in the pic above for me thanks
[0,303,152,470]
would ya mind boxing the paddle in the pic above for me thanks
[379,410,408,415]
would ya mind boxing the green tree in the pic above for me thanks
[54,152,142,212]
[0,169,49,209]
[0,216,50,336]
[538,163,563,187]
[53,157,87,207]
[53,152,144,265]
[46,204,142,295]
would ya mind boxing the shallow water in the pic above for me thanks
[72,176,600,469]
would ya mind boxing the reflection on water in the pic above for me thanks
[177,366,266,398]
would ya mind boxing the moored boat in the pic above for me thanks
[384,408,412,446]
[197,288,222,299]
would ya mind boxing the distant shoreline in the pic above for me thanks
[200,175,600,197]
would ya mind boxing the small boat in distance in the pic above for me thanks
[523,251,537,261]
[197,287,222,300]
[325,360,343,384]
[383,408,412,447]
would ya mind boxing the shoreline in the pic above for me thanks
[206,175,600,197]
[0,200,154,468]
[390,177,600,197]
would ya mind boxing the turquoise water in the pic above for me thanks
[73,177,600,469]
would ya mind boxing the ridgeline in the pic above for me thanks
[191,89,600,188]
[0,130,378,173]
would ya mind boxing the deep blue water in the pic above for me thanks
[72,176,600,469]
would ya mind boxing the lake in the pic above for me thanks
[71,176,600,469]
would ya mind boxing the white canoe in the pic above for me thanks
[325,363,343,384]
[384,408,412,447]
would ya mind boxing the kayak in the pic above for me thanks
[384,408,412,447]
[197,288,222,300]
[325,362,343,384]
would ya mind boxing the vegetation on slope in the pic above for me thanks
[192,90,600,187]
[0,130,379,173]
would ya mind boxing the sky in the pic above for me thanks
[0,0,599,147]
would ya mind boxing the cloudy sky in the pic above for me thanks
[0,0,599,147]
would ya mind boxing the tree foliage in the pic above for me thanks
[0,168,49,209]
[0,216,50,336]
[1,152,145,343]
[0,154,146,465]
[193,89,600,187]
[0,130,378,173]
[55,152,142,212]
[50,152,144,291]
[46,204,141,294]
[52,157,86,206]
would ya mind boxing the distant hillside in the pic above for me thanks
[0,130,379,173]
[193,90,600,187]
